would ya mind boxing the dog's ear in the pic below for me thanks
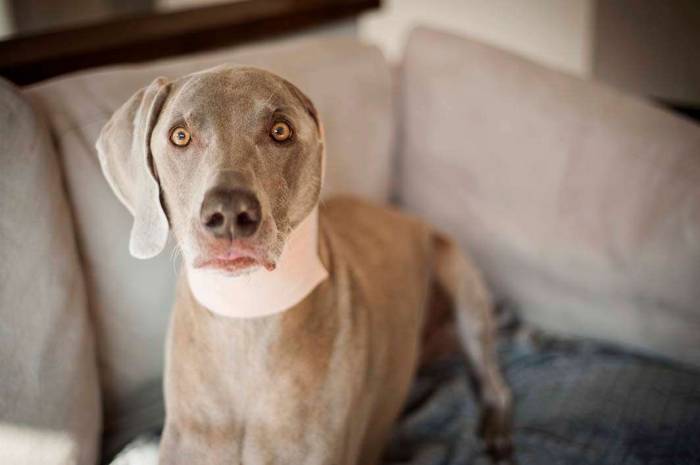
[280,77,327,190]
[281,78,321,134]
[96,77,171,259]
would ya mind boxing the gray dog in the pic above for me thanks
[97,66,514,465]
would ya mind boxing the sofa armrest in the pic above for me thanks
[0,78,101,464]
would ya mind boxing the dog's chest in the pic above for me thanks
[166,286,376,464]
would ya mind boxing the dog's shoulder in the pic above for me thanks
[319,195,434,261]
[321,195,431,235]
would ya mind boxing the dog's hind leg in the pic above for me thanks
[431,233,515,465]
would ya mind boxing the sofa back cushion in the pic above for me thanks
[25,36,394,457]
[0,79,101,465]
[399,27,700,367]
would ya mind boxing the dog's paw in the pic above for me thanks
[478,404,516,465]
[109,435,160,465]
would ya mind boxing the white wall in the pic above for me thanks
[359,0,594,77]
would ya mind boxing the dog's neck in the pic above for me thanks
[185,207,328,318]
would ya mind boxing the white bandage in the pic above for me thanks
[185,207,328,318]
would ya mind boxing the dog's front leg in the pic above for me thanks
[432,234,515,464]
[159,418,350,465]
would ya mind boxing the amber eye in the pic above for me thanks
[170,127,191,147]
[270,121,292,142]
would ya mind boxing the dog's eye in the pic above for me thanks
[270,122,292,142]
[170,127,191,147]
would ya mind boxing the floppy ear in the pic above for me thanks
[96,77,171,259]
[281,78,321,133]
[280,78,328,203]
[281,77,326,168]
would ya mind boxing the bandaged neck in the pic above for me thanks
[186,207,328,318]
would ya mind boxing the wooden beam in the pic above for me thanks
[0,0,379,85]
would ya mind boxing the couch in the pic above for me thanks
[1,27,699,465]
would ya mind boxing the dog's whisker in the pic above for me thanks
[169,243,183,274]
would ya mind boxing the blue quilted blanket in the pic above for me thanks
[385,312,700,465]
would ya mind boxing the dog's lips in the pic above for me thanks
[197,256,259,272]
[194,246,277,272]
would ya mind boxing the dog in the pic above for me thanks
[96,66,514,465]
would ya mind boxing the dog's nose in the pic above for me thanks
[200,188,261,239]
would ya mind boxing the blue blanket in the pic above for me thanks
[386,313,700,465]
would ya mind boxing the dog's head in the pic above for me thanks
[96,66,324,275]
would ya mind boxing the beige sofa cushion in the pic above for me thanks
[399,27,700,367]
[0,79,101,464]
[25,37,394,457]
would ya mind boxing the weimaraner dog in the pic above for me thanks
[96,66,514,465]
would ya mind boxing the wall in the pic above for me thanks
[359,0,699,107]
[359,0,595,77]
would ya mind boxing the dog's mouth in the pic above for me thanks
[193,242,277,274]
